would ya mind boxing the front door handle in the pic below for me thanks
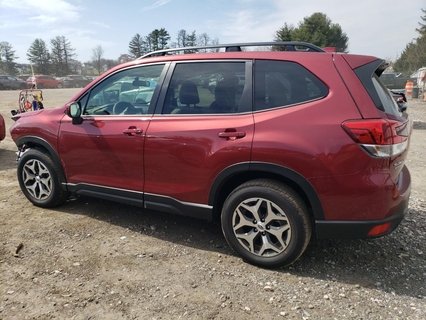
[123,126,143,136]
[218,129,246,140]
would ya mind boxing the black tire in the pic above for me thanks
[17,149,68,208]
[221,179,312,268]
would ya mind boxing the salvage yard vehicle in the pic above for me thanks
[0,114,5,142]
[380,72,409,90]
[61,75,92,88]
[10,42,412,268]
[0,75,27,90]
[26,75,63,89]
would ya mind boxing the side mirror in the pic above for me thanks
[68,102,83,124]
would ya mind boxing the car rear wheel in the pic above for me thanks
[17,149,68,208]
[221,179,312,268]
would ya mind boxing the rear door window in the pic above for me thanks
[160,61,250,114]
[254,60,328,111]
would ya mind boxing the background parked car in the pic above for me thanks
[62,75,92,88]
[380,72,409,90]
[26,75,63,89]
[0,75,27,90]
[0,113,5,142]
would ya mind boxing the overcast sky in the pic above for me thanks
[0,0,424,64]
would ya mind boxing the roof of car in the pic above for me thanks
[139,41,325,59]
[91,41,379,86]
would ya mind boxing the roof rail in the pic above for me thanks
[139,41,325,59]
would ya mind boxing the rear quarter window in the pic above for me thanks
[254,60,328,111]
[355,60,402,118]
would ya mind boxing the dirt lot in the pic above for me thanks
[0,89,425,319]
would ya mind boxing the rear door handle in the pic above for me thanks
[218,129,246,140]
[123,126,143,136]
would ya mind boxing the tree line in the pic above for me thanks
[3,10,425,79]
[0,28,219,77]
[2,12,350,78]
[127,28,218,58]
[394,9,426,74]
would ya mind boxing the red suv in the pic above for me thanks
[10,42,412,268]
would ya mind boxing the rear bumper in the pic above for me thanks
[315,205,406,239]
[315,165,411,239]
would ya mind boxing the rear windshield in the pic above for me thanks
[355,60,402,117]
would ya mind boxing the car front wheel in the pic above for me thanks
[221,179,312,268]
[17,149,68,208]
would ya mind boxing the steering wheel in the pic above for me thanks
[112,101,135,115]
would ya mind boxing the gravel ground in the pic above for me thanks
[0,90,425,319]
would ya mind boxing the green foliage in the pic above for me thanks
[186,31,197,47]
[27,39,50,74]
[0,41,18,75]
[129,33,146,58]
[394,9,426,74]
[416,8,426,35]
[130,28,217,57]
[146,28,170,52]
[275,12,348,52]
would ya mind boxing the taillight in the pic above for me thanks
[342,119,410,158]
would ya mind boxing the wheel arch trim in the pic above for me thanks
[209,161,324,220]
[16,136,59,160]
[15,136,67,185]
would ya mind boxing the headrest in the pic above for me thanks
[179,80,199,105]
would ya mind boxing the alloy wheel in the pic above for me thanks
[22,159,53,200]
[232,197,292,257]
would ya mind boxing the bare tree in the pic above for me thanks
[176,29,187,47]
[198,33,210,46]
[50,36,75,76]
[92,45,104,75]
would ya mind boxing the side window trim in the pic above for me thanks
[154,61,176,115]
[147,62,171,115]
